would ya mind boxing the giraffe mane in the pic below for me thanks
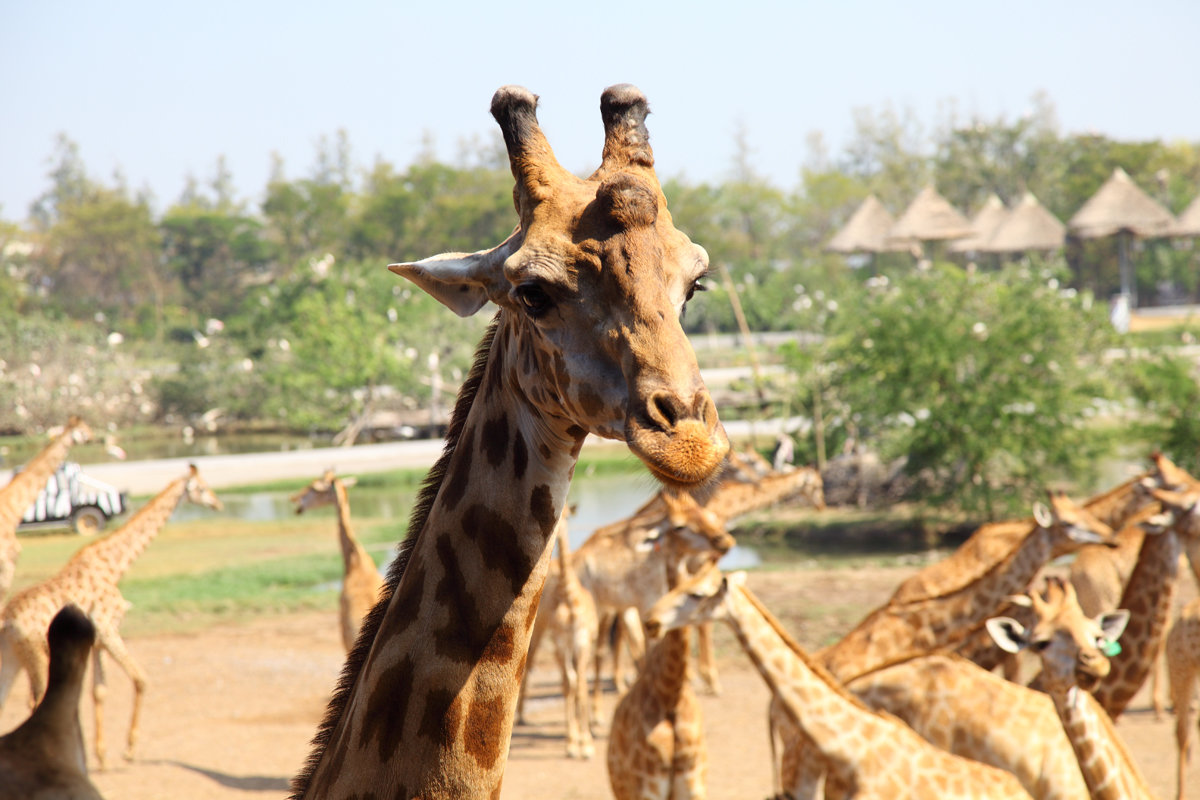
[291,315,500,799]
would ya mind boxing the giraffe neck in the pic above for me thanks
[1091,527,1180,717]
[1082,473,1151,529]
[1050,686,1155,799]
[67,474,188,582]
[705,468,819,520]
[0,426,80,534]
[725,584,885,774]
[296,318,583,800]
[821,527,1054,681]
[647,627,692,704]
[332,481,370,574]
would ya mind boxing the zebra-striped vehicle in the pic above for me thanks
[17,462,128,535]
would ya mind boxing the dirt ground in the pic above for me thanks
[0,564,1193,799]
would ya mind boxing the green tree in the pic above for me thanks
[823,262,1116,515]
[1126,353,1200,475]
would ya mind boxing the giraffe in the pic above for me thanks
[533,505,598,759]
[289,84,728,800]
[291,470,384,651]
[605,506,717,800]
[1167,598,1200,800]
[0,605,103,800]
[0,464,223,768]
[987,577,1155,799]
[839,652,1088,800]
[1089,481,1200,721]
[644,562,1034,799]
[0,416,93,600]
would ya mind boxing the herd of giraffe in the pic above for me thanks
[0,85,1197,800]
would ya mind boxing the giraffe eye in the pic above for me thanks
[685,273,709,304]
[514,283,553,318]
[1032,639,1051,652]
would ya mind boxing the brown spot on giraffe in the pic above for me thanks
[481,413,510,468]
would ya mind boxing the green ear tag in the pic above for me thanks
[1101,640,1122,657]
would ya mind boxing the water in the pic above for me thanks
[171,467,761,570]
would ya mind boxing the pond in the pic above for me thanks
[171,467,764,570]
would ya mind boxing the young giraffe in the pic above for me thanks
[290,85,728,800]
[0,416,93,600]
[605,495,723,800]
[988,577,1154,799]
[0,605,103,800]
[544,505,598,759]
[0,464,223,768]
[1167,598,1200,800]
[291,470,383,651]
[645,563,1034,800]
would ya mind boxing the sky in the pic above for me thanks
[2,0,1198,223]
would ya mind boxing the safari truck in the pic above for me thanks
[17,462,127,535]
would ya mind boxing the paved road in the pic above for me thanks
[1,418,793,495]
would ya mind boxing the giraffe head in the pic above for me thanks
[291,470,357,514]
[1148,451,1198,491]
[1032,490,1118,556]
[48,416,93,445]
[987,576,1129,694]
[644,561,745,639]
[1140,485,1200,540]
[389,85,728,489]
[184,464,223,511]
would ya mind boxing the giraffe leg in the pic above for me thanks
[695,621,721,695]
[94,627,148,762]
[592,611,614,720]
[568,637,594,759]
[91,648,109,770]
[1168,617,1198,800]
[1154,632,1169,721]
[613,607,646,695]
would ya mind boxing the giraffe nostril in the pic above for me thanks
[648,391,683,431]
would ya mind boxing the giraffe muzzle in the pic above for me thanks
[626,388,729,489]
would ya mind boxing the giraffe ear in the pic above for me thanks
[389,228,522,317]
[1097,609,1131,644]
[1032,501,1054,528]
[986,616,1029,654]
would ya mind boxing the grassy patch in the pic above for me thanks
[11,515,408,636]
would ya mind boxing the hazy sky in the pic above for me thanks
[3,0,1198,222]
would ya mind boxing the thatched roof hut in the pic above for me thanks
[1068,168,1176,239]
[826,195,912,253]
[1169,193,1200,237]
[982,192,1065,253]
[888,185,973,243]
[949,194,1009,253]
